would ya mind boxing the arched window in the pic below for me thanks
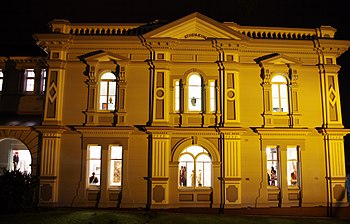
[99,72,116,110]
[271,75,288,113]
[188,73,203,112]
[0,138,32,174]
[178,146,211,187]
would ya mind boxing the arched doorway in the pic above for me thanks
[0,138,32,174]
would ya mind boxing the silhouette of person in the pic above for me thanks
[89,172,98,184]
[13,152,19,170]
[270,167,277,186]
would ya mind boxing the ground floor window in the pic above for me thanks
[287,146,300,187]
[109,145,123,187]
[87,145,101,187]
[178,145,211,188]
[266,146,279,187]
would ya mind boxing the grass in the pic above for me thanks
[0,208,349,224]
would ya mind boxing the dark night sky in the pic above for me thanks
[0,0,349,129]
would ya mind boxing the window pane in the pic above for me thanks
[266,147,279,187]
[100,82,108,95]
[89,160,101,185]
[26,79,35,92]
[110,160,122,186]
[89,146,101,159]
[101,72,116,80]
[287,146,299,186]
[209,81,215,112]
[109,82,116,95]
[0,79,3,92]
[188,74,202,111]
[175,80,180,112]
[111,146,122,159]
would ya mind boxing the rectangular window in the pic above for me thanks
[287,146,300,187]
[267,146,279,187]
[174,80,180,112]
[0,69,3,92]
[41,69,47,92]
[209,80,216,112]
[88,145,101,187]
[109,146,123,187]
[25,69,35,92]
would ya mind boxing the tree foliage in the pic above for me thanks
[0,169,38,213]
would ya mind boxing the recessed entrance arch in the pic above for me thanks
[0,138,32,174]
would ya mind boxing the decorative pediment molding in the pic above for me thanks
[255,53,301,66]
[79,50,129,63]
[143,12,248,40]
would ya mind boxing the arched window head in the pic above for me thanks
[271,75,288,113]
[188,73,203,112]
[99,72,117,110]
[178,145,211,188]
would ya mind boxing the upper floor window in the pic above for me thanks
[188,73,203,112]
[271,75,288,113]
[99,72,116,110]
[0,69,3,92]
[25,69,35,92]
[179,146,211,188]
[209,80,216,112]
[41,69,47,92]
[109,145,123,187]
[174,80,180,112]
[87,145,101,187]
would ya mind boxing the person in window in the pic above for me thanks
[89,172,98,184]
[190,170,195,187]
[197,169,202,187]
[191,97,196,106]
[267,172,271,186]
[270,167,277,186]
[13,152,19,170]
[291,170,297,185]
[179,166,185,186]
[183,166,187,186]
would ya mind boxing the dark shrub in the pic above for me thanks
[0,169,38,213]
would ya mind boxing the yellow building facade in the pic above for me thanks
[1,12,349,210]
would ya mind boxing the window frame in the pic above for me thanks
[108,145,123,189]
[178,145,212,188]
[87,145,102,188]
[187,73,203,112]
[266,146,280,188]
[287,146,300,188]
[271,74,289,113]
[24,69,36,93]
[0,69,3,92]
[99,72,117,111]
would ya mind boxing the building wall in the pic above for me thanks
[1,13,348,209]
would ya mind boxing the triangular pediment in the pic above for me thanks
[79,50,129,62]
[143,12,247,40]
[255,53,301,65]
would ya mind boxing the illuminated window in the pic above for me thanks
[209,80,216,112]
[174,80,180,112]
[271,75,288,113]
[87,145,101,187]
[178,146,211,188]
[109,146,123,187]
[287,146,300,187]
[188,73,202,112]
[99,72,116,110]
[41,69,47,92]
[25,69,35,92]
[0,69,3,92]
[267,146,279,187]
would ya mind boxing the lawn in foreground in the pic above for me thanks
[0,209,349,224]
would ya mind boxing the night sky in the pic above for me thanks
[0,0,350,159]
